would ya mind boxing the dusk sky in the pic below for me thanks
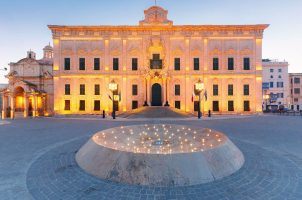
[0,0,301,83]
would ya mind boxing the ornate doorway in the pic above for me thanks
[151,83,162,106]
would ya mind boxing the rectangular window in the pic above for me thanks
[194,101,200,112]
[244,101,250,111]
[294,78,301,84]
[228,101,234,112]
[79,100,85,111]
[64,58,71,70]
[244,58,250,70]
[213,58,219,70]
[94,84,100,95]
[94,58,100,70]
[80,84,85,95]
[270,82,274,88]
[65,84,70,95]
[213,101,219,112]
[228,58,234,70]
[278,69,282,73]
[94,100,101,111]
[228,84,233,96]
[277,82,284,88]
[270,69,274,73]
[294,88,301,94]
[213,84,219,96]
[132,85,138,96]
[194,58,199,71]
[174,58,180,71]
[132,101,138,110]
[132,58,138,71]
[175,84,180,96]
[113,58,119,70]
[64,100,70,111]
[294,98,299,102]
[79,58,85,70]
[244,85,249,96]
[175,101,181,109]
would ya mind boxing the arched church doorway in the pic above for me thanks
[151,83,162,106]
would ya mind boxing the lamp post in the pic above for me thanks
[109,80,118,119]
[195,79,204,119]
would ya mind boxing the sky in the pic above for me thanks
[0,0,301,83]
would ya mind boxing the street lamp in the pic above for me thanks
[109,80,118,119]
[195,79,205,119]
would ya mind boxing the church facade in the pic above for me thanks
[48,6,268,115]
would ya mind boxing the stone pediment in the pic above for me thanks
[139,6,173,26]
[240,48,252,55]
[191,48,202,56]
[110,49,121,56]
[62,49,74,55]
[210,48,222,55]
[172,47,183,56]
[225,48,237,55]
[128,48,140,56]
[91,49,104,56]
[77,49,89,56]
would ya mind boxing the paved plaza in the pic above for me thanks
[0,115,302,199]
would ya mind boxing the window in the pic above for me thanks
[294,98,299,102]
[228,58,234,70]
[132,101,138,109]
[270,82,274,88]
[94,84,100,95]
[150,54,162,69]
[174,58,180,71]
[244,85,249,96]
[278,75,282,79]
[213,58,219,70]
[244,101,250,111]
[132,58,138,71]
[243,58,250,70]
[228,84,233,96]
[94,100,101,111]
[278,69,282,73]
[132,85,138,96]
[175,101,181,109]
[228,101,234,111]
[64,58,71,70]
[277,93,284,98]
[294,88,300,94]
[175,84,180,96]
[94,58,100,70]
[194,101,200,112]
[294,78,301,84]
[277,82,284,88]
[113,58,119,70]
[213,84,219,96]
[80,84,85,95]
[64,100,70,111]
[270,69,274,73]
[79,58,85,70]
[270,75,274,79]
[194,58,199,71]
[213,101,219,112]
[65,84,70,95]
[79,100,85,111]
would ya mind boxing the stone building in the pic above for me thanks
[289,73,302,111]
[46,6,268,115]
[262,59,289,111]
[1,45,54,119]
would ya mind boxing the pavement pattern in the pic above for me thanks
[0,115,302,200]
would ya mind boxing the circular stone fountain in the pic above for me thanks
[76,124,244,186]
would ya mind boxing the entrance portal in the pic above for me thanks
[151,83,162,106]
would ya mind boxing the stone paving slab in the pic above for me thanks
[26,136,302,200]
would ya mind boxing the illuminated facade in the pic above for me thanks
[48,6,268,115]
[1,46,54,119]
[289,73,302,110]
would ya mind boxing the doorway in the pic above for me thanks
[151,83,162,106]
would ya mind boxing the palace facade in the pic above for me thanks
[47,6,267,115]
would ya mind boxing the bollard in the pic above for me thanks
[208,110,211,118]
[102,110,105,118]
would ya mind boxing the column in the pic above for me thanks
[147,78,151,105]
[23,93,28,118]
[162,78,166,106]
[122,77,127,111]
[10,94,14,119]
[2,94,7,119]
[32,95,37,117]
[166,78,170,106]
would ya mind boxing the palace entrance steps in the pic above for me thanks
[119,107,194,119]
